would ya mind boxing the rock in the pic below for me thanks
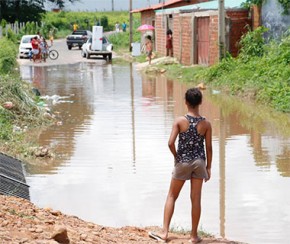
[50,210,61,216]
[1,220,9,227]
[35,227,43,233]
[2,101,14,109]
[51,227,70,244]
[80,233,88,240]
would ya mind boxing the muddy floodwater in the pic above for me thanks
[20,62,290,244]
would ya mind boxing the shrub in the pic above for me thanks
[239,26,268,61]
[0,38,17,74]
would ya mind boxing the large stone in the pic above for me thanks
[51,227,70,244]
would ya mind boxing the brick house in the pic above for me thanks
[133,0,253,66]
[132,0,209,26]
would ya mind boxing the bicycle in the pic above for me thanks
[41,46,59,61]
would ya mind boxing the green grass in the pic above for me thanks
[156,28,290,113]
[169,224,214,238]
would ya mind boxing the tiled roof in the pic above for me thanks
[131,0,185,13]
[155,0,246,13]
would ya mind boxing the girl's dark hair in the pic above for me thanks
[167,29,172,35]
[185,88,202,107]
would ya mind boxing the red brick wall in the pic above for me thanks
[251,5,261,30]
[227,10,251,57]
[155,14,167,55]
[172,13,181,61]
[179,15,193,65]
[151,7,251,65]
[141,10,155,25]
[209,15,219,66]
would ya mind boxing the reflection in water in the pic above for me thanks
[219,110,226,238]
[20,63,290,244]
[130,63,136,167]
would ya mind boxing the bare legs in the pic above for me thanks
[190,178,203,242]
[161,178,185,239]
[157,177,203,242]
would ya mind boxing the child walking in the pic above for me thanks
[145,35,153,65]
[149,87,212,243]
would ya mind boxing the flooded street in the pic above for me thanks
[20,61,290,244]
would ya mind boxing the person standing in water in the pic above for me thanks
[149,87,212,243]
[145,35,153,65]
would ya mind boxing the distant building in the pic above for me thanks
[133,0,253,66]
[52,8,61,13]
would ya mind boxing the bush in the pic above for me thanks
[0,38,17,74]
[239,26,268,61]
[201,27,290,112]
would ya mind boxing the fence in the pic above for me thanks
[0,22,37,38]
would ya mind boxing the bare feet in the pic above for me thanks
[189,236,202,243]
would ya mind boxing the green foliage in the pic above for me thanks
[239,26,268,61]
[1,19,7,28]
[41,11,133,34]
[0,74,46,143]
[0,0,45,23]
[241,0,290,14]
[107,15,141,50]
[241,0,264,8]
[200,28,290,112]
[0,38,17,74]
[278,0,290,14]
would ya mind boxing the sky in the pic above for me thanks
[45,0,161,11]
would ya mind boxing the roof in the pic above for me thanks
[155,0,246,14]
[131,0,186,13]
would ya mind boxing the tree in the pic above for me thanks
[0,0,78,23]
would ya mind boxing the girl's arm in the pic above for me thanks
[204,121,212,182]
[168,118,180,158]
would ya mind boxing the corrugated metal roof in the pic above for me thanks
[0,152,30,200]
[155,0,246,13]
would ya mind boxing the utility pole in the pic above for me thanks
[218,0,226,60]
[129,0,133,51]
[112,0,114,11]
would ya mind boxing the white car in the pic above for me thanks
[18,35,38,58]
[81,36,113,60]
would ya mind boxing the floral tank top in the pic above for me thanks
[176,115,206,163]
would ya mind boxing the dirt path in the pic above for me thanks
[0,195,243,244]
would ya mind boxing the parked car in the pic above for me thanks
[81,36,113,60]
[66,30,92,50]
[18,34,38,58]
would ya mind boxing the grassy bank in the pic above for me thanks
[155,27,290,113]
[0,37,48,159]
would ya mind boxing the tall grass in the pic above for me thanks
[0,37,48,157]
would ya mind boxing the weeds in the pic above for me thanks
[199,28,290,112]
[0,74,49,158]
[169,224,214,238]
